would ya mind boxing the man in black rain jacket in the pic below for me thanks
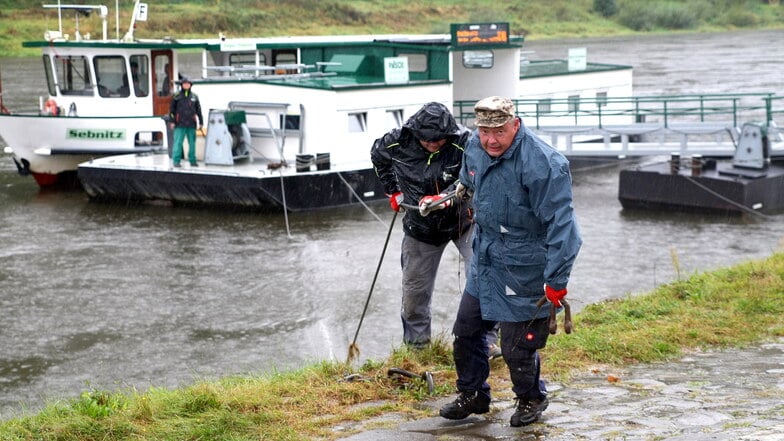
[371,102,497,351]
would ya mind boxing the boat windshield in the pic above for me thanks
[94,56,130,98]
[47,55,93,96]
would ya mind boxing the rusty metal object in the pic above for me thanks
[537,294,574,335]
[562,298,573,334]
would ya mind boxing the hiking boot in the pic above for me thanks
[439,391,491,420]
[510,396,549,427]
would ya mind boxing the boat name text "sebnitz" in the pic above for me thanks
[67,129,126,140]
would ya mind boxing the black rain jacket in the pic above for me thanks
[370,102,472,245]
[169,89,204,128]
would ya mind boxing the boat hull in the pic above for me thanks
[0,114,168,186]
[618,160,784,215]
[78,153,386,212]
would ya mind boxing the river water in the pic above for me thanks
[0,29,782,418]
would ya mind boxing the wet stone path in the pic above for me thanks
[334,338,784,440]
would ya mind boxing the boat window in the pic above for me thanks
[94,56,129,98]
[537,99,552,115]
[397,53,427,73]
[281,114,300,131]
[42,55,57,96]
[348,112,367,133]
[134,130,164,147]
[53,55,93,96]
[462,50,493,69]
[568,95,580,113]
[273,50,298,74]
[386,109,404,128]
[130,55,149,97]
[230,52,266,66]
[155,55,172,96]
[596,91,608,107]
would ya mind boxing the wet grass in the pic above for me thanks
[1,0,784,56]
[0,251,782,440]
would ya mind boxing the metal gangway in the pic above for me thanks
[455,93,784,158]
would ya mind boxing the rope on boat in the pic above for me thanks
[279,171,292,238]
[682,175,773,220]
[336,171,385,226]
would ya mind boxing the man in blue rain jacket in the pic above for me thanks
[430,96,582,427]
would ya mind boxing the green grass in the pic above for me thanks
[0,251,782,440]
[1,0,783,56]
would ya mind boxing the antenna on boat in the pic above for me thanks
[42,3,109,41]
[115,0,119,40]
[122,0,146,42]
[57,0,63,36]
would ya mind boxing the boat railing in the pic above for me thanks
[764,95,784,132]
[202,63,340,81]
[455,93,777,130]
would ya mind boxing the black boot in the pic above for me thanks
[510,396,548,427]
[439,391,491,420]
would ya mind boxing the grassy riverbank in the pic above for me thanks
[1,0,783,57]
[1,251,782,440]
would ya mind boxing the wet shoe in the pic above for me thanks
[439,391,491,420]
[173,163,181,168]
[510,396,549,427]
[488,343,502,360]
[190,162,198,167]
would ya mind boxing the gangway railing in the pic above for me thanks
[455,93,777,129]
[454,93,782,158]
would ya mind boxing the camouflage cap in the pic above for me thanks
[474,96,515,127]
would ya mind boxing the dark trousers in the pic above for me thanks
[452,290,549,400]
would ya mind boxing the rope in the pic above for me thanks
[336,171,386,226]
[278,171,292,238]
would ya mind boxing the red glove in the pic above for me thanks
[389,192,404,212]
[418,193,452,216]
[545,285,567,308]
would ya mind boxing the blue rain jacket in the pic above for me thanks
[461,120,582,322]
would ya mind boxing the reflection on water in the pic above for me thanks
[1,30,784,418]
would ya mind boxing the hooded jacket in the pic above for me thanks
[370,102,472,245]
[460,119,582,322]
[169,81,204,129]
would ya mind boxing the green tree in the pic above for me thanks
[593,0,618,17]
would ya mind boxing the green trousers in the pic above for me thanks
[172,127,197,165]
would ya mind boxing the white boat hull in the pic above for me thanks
[0,114,167,186]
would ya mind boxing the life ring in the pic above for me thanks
[44,98,59,116]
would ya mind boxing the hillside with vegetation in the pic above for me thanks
[0,0,782,57]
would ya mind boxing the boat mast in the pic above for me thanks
[122,0,143,42]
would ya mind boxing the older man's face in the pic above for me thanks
[478,118,520,157]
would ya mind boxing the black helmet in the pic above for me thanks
[404,102,459,142]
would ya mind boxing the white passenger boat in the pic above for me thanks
[0,1,633,209]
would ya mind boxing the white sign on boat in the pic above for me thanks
[568,47,587,71]
[384,57,409,84]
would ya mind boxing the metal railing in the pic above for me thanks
[455,93,778,129]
